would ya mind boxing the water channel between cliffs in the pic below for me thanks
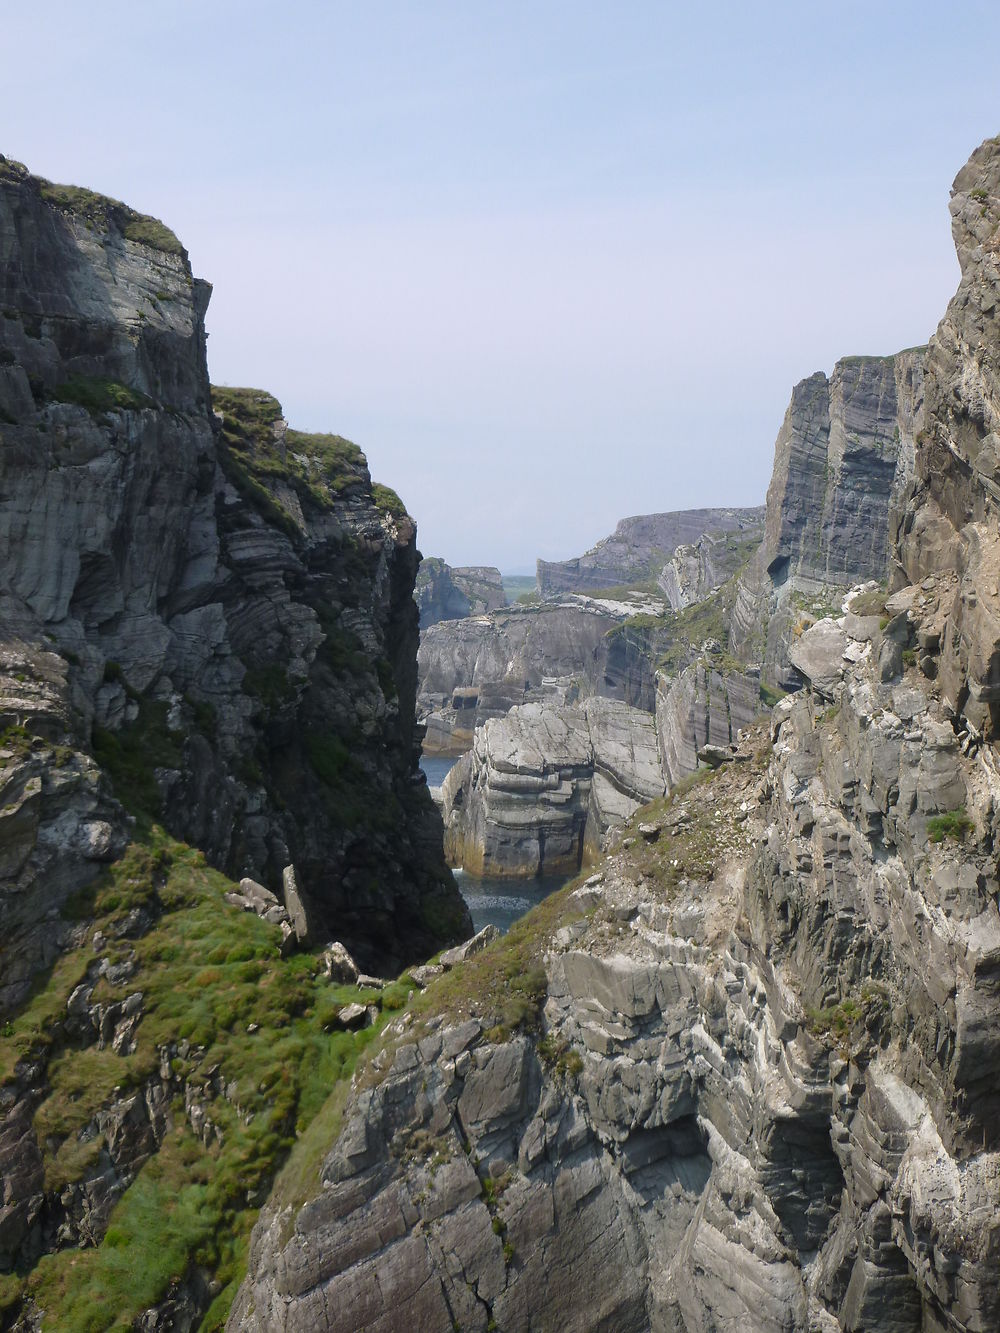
[419,754,573,933]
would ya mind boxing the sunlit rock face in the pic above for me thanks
[731,350,924,686]
[233,139,1000,1333]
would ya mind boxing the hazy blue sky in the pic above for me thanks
[4,3,999,568]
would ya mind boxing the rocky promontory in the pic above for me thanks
[0,157,469,1329]
[414,558,506,628]
[536,506,765,597]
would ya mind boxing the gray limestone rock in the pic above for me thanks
[536,507,765,597]
[414,557,506,628]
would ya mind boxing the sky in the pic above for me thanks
[3,2,999,569]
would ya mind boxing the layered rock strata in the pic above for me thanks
[731,350,925,684]
[536,506,765,597]
[654,661,761,788]
[233,137,1000,1333]
[894,135,1000,741]
[657,527,763,611]
[440,698,665,876]
[233,593,1000,1333]
[417,594,668,752]
[0,157,468,1000]
[414,558,506,628]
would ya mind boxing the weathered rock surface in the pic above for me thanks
[0,157,469,1002]
[442,698,665,876]
[537,506,765,597]
[417,595,667,753]
[730,350,924,685]
[414,558,506,628]
[658,525,763,610]
[894,135,1000,740]
[655,660,761,788]
[233,139,1000,1333]
[234,601,1000,1333]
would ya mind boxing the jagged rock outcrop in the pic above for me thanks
[233,595,1000,1333]
[657,526,763,610]
[233,138,1000,1333]
[536,506,765,598]
[440,698,665,876]
[0,157,469,1000]
[894,135,1000,740]
[654,660,761,788]
[731,351,924,685]
[414,558,506,628]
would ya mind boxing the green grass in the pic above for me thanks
[30,173,185,256]
[372,482,407,518]
[847,586,888,618]
[500,575,535,602]
[211,386,372,523]
[3,825,409,1330]
[52,376,151,416]
[927,807,974,844]
[0,160,181,256]
[759,682,787,709]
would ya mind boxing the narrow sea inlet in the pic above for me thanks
[420,754,572,932]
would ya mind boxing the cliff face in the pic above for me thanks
[895,136,1000,738]
[731,351,924,683]
[0,158,472,1330]
[414,559,506,628]
[0,158,468,1000]
[536,506,765,597]
[234,139,1000,1333]
[440,697,665,877]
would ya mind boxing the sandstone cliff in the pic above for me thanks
[232,138,1000,1333]
[536,506,765,597]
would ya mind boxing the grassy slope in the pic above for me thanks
[0,824,415,1331]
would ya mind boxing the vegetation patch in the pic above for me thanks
[1,823,408,1331]
[848,586,888,618]
[211,385,372,530]
[52,376,151,416]
[92,699,185,817]
[372,482,407,518]
[927,807,974,843]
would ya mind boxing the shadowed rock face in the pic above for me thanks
[414,558,506,628]
[233,139,1000,1333]
[537,506,765,597]
[0,159,469,1003]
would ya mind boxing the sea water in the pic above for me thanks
[419,754,572,933]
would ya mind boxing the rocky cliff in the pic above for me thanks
[731,351,924,685]
[0,158,469,1329]
[232,139,1000,1332]
[440,698,665,877]
[414,559,506,628]
[417,593,668,754]
[537,506,765,597]
[0,157,468,996]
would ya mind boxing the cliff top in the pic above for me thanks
[0,154,185,258]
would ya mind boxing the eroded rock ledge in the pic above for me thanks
[232,600,1000,1332]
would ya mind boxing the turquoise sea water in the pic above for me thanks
[420,753,571,933]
